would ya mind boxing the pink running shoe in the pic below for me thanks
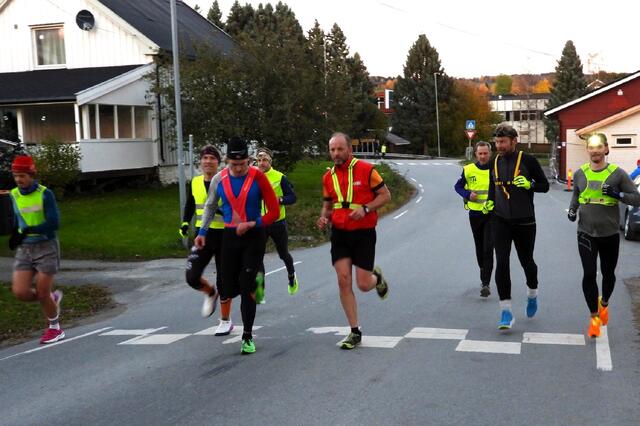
[40,328,65,344]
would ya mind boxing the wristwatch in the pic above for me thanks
[363,205,370,214]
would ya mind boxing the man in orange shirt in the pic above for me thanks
[317,132,391,349]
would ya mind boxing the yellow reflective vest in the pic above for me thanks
[261,168,286,221]
[578,163,619,206]
[192,175,224,229]
[463,163,491,211]
[10,184,46,237]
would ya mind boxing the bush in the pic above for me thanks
[0,144,26,190]
[31,137,81,197]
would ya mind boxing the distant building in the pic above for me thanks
[489,93,550,146]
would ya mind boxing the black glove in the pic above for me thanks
[567,208,577,222]
[8,230,25,250]
[602,184,621,200]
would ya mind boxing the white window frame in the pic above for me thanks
[31,24,67,69]
[612,134,636,148]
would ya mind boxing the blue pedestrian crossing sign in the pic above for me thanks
[465,120,476,130]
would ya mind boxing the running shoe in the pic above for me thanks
[526,296,538,318]
[255,272,265,304]
[214,319,234,336]
[40,328,65,344]
[598,297,609,326]
[201,288,219,318]
[480,285,490,298]
[340,332,362,350]
[241,338,256,354]
[373,266,389,300]
[588,316,602,338]
[497,310,514,330]
[52,290,63,316]
[288,273,299,296]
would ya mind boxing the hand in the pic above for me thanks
[602,183,621,199]
[194,235,206,249]
[469,192,478,202]
[348,206,366,220]
[567,208,577,222]
[317,216,329,230]
[482,200,494,215]
[513,175,531,190]
[236,221,255,236]
[178,222,189,238]
[8,230,25,250]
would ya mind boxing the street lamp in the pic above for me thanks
[433,72,441,158]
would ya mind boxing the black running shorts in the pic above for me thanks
[330,227,376,271]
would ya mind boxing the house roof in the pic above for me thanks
[96,0,238,57]
[545,70,640,117]
[489,93,550,101]
[575,104,640,136]
[385,133,411,146]
[0,65,142,104]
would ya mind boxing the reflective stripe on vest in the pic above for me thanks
[261,168,286,221]
[578,163,619,206]
[221,167,258,227]
[192,175,224,229]
[463,163,491,211]
[494,151,523,199]
[10,184,46,237]
[331,158,362,210]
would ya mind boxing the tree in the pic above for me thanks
[545,40,587,142]
[533,79,551,93]
[494,74,512,94]
[207,0,224,28]
[391,34,452,155]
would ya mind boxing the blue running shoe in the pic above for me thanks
[498,310,514,330]
[526,297,538,318]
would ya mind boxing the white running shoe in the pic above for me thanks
[201,289,219,318]
[214,319,234,336]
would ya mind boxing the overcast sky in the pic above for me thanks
[184,0,640,78]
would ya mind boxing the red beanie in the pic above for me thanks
[11,155,36,174]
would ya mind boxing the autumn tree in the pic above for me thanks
[494,74,513,94]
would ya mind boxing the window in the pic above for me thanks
[134,107,151,139]
[33,26,66,66]
[99,106,115,139]
[614,135,635,146]
[117,106,133,138]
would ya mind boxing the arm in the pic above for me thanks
[454,170,472,199]
[350,170,391,220]
[257,171,280,227]
[317,175,333,230]
[26,189,59,234]
[527,155,549,193]
[618,170,640,207]
[488,168,495,202]
[279,175,297,205]
[569,170,581,211]
[198,172,222,237]
[182,181,195,223]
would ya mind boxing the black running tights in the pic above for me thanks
[577,232,619,313]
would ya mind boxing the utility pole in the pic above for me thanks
[170,0,186,221]
[434,72,441,158]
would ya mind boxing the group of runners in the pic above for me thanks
[7,124,638,351]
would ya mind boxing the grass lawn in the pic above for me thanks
[0,282,113,345]
[0,160,414,260]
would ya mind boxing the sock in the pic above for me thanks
[288,273,295,285]
[351,327,361,335]
[527,288,538,299]
[499,300,512,311]
[48,315,60,330]
[220,299,231,320]
[242,331,252,341]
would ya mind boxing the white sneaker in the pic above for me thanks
[201,289,219,318]
[214,319,234,336]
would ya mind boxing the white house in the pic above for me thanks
[0,0,237,182]
[489,93,550,147]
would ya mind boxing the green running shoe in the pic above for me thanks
[373,266,389,300]
[288,273,299,295]
[241,338,256,354]
[255,272,265,304]
[340,332,362,350]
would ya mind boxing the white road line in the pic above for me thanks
[444,162,454,165]
[408,162,417,165]
[522,332,585,346]
[416,196,423,204]
[393,210,408,219]
[432,162,442,166]
[307,326,350,336]
[410,177,417,182]
[122,334,191,345]
[138,284,151,292]
[0,327,113,362]
[596,326,613,371]
[456,340,521,355]
[395,162,404,165]
[335,335,403,349]
[405,327,468,340]
[117,327,167,345]
[100,329,162,336]
[265,261,302,277]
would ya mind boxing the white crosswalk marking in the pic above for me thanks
[596,326,613,371]
[221,326,263,344]
[456,340,521,355]
[522,332,585,345]
[335,335,402,349]
[121,334,191,345]
[405,327,468,340]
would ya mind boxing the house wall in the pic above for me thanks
[0,0,154,73]
[79,139,156,172]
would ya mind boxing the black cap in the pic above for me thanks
[226,136,248,160]
[200,144,221,162]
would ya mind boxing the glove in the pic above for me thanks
[513,175,531,190]
[482,200,494,215]
[178,222,189,238]
[567,208,577,222]
[601,184,621,200]
[8,229,25,250]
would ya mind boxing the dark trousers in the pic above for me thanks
[577,232,619,313]
[259,221,295,287]
[469,214,494,286]
[185,228,223,290]
[493,216,538,301]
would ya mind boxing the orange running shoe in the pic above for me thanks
[598,297,609,326]
[588,316,602,338]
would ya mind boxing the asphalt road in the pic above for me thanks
[1,159,639,426]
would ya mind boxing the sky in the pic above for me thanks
[184,0,640,79]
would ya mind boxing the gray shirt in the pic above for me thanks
[569,164,640,237]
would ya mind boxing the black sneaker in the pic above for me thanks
[340,332,362,350]
[480,285,490,298]
[373,266,389,300]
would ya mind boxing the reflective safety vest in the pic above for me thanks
[463,163,491,211]
[578,163,619,206]
[220,167,258,227]
[10,184,46,237]
[326,158,378,230]
[494,151,523,199]
[191,175,224,229]
[261,168,286,221]
[381,145,387,154]
[331,158,362,211]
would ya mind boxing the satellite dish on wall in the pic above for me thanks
[76,10,95,31]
